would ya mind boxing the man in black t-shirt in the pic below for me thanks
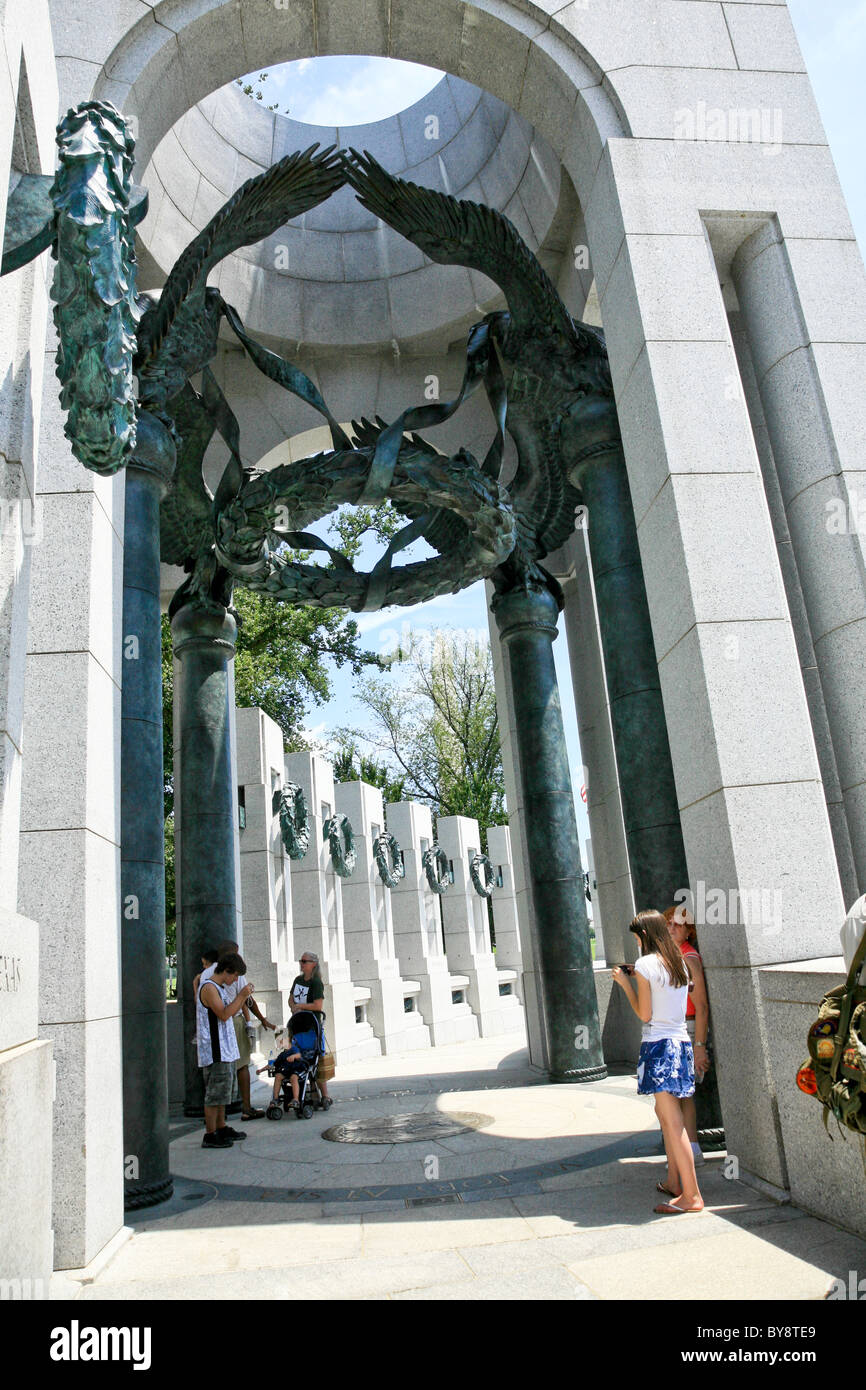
[290,956,325,1012]
[289,951,330,1100]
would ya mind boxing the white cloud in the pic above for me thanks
[298,718,327,744]
[354,592,453,636]
[352,582,486,636]
[290,58,443,127]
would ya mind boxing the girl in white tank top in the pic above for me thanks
[612,909,704,1216]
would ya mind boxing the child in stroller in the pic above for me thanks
[266,1010,333,1119]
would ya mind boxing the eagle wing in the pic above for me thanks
[346,156,594,564]
[137,144,345,367]
[345,149,579,346]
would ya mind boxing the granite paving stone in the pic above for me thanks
[566,1231,842,1302]
[71,1037,866,1301]
[391,1267,597,1300]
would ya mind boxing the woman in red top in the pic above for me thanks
[663,905,710,1167]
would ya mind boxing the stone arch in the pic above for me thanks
[81,0,862,950]
[92,0,627,211]
[6,0,866,1266]
[138,71,577,351]
[38,0,865,1215]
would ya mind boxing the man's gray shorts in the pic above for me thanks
[202,1060,238,1107]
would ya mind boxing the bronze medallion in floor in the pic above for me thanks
[322,1111,494,1144]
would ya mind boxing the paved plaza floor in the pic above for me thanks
[55,1038,866,1301]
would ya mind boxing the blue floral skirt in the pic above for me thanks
[636,1038,695,1098]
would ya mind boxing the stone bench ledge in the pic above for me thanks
[757,956,847,1006]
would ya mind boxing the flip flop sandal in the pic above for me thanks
[656,1182,683,1197]
[653,1200,704,1216]
[242,1107,265,1121]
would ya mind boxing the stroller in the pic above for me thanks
[266,1010,333,1120]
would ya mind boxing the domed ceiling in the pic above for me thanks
[137,71,580,355]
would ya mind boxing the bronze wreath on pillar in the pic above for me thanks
[272,783,310,861]
[469,852,496,899]
[423,843,451,895]
[323,813,357,878]
[373,830,405,889]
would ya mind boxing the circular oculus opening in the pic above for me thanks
[236,56,445,126]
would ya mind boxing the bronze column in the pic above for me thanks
[171,603,239,1116]
[120,412,175,1209]
[492,576,606,1082]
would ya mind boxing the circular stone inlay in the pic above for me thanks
[322,1111,494,1145]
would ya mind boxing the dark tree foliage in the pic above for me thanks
[330,737,407,807]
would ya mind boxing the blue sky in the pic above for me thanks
[248,7,866,878]
[243,56,442,124]
[787,0,866,247]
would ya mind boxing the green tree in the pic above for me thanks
[235,71,291,115]
[232,589,379,748]
[328,499,402,564]
[330,737,406,806]
[345,628,507,848]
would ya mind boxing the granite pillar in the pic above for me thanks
[236,705,293,1029]
[568,425,722,1133]
[284,751,381,1065]
[486,586,547,1068]
[586,161,847,1187]
[386,799,480,1047]
[557,530,636,968]
[733,221,866,894]
[0,903,53,1290]
[18,323,125,1269]
[727,309,858,907]
[486,824,523,993]
[437,813,524,1038]
[335,778,432,1054]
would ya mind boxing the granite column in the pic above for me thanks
[569,406,722,1135]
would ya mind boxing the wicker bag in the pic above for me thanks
[318,1051,335,1082]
